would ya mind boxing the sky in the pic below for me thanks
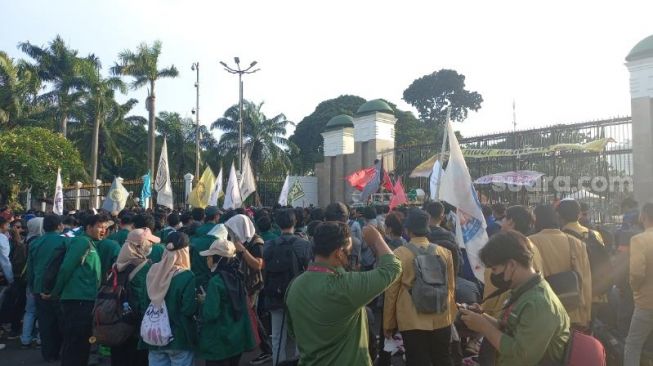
[1,0,651,139]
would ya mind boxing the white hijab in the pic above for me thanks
[224,214,256,243]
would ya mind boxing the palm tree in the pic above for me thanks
[0,51,41,128]
[111,41,178,179]
[19,35,89,137]
[211,101,293,178]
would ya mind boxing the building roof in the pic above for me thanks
[356,99,394,116]
[324,114,354,131]
[626,35,653,62]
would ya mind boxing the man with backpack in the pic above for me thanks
[383,208,456,366]
[48,213,109,366]
[263,208,311,365]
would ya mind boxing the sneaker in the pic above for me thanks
[249,352,272,365]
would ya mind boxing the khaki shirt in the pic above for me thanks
[563,221,606,303]
[630,228,653,310]
[529,229,592,326]
[383,237,456,332]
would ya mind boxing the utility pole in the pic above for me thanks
[191,62,200,179]
[219,57,260,172]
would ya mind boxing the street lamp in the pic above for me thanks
[191,62,200,180]
[219,57,260,171]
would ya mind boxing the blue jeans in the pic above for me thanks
[148,350,194,366]
[270,309,298,366]
[20,289,38,345]
[624,307,653,366]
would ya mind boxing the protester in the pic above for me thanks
[460,230,571,365]
[530,204,593,328]
[383,208,456,366]
[110,228,160,366]
[107,213,134,246]
[50,213,109,366]
[425,201,463,276]
[624,203,653,366]
[384,211,406,250]
[18,217,43,349]
[0,216,14,307]
[286,221,401,365]
[190,206,222,288]
[325,202,362,271]
[158,212,180,242]
[144,231,197,366]
[96,235,121,282]
[483,204,501,237]
[198,236,256,366]
[261,209,311,365]
[256,215,278,242]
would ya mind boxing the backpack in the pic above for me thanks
[240,236,264,295]
[91,263,143,346]
[263,236,301,310]
[404,242,448,314]
[140,302,173,346]
[544,235,582,310]
[41,245,67,294]
[563,330,606,366]
[563,229,613,296]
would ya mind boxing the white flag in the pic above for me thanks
[208,167,224,206]
[223,162,243,210]
[239,152,257,202]
[101,177,129,212]
[429,159,443,200]
[53,168,64,215]
[439,120,488,282]
[154,138,174,209]
[278,175,290,206]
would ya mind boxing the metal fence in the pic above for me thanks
[393,117,633,223]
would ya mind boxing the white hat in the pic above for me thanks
[199,238,237,258]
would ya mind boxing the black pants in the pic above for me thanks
[401,327,453,366]
[111,335,148,366]
[35,296,62,362]
[61,300,94,366]
[205,354,241,366]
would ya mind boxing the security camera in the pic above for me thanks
[191,108,196,114]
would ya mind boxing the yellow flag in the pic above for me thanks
[188,166,216,208]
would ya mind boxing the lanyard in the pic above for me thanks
[306,265,335,274]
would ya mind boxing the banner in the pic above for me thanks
[474,170,544,187]
[411,137,615,177]
[439,120,489,283]
[53,168,64,215]
[188,166,215,209]
[154,138,174,209]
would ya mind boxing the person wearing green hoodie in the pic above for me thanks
[107,213,134,246]
[190,206,221,289]
[198,236,255,365]
[49,213,110,366]
[28,214,65,362]
[144,232,197,366]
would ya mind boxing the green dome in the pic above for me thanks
[356,99,394,116]
[324,114,354,131]
[627,35,653,62]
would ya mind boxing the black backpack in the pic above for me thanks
[240,236,264,296]
[263,236,301,310]
[563,229,613,296]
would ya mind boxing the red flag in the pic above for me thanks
[346,166,376,191]
[383,170,393,192]
[389,177,407,210]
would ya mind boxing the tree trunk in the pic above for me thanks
[61,114,68,138]
[91,115,100,185]
[148,80,156,181]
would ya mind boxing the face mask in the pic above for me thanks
[490,268,512,290]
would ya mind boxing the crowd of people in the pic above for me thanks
[0,197,650,366]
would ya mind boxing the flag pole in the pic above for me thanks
[435,107,451,200]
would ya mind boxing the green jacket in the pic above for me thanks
[148,244,165,263]
[144,270,198,351]
[107,228,130,247]
[124,261,151,317]
[27,232,67,293]
[190,223,218,288]
[97,239,121,280]
[198,270,255,360]
[52,233,101,301]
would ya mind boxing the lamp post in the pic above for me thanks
[191,62,200,180]
[219,57,259,171]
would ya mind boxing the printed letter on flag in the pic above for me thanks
[223,162,243,210]
[154,138,174,209]
[53,168,64,215]
[439,120,488,282]
[208,168,224,206]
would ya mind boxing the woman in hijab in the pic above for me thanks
[110,228,160,366]
[144,231,197,366]
[198,237,255,366]
[17,217,43,347]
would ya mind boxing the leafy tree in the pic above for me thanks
[111,41,179,179]
[0,127,86,206]
[211,101,293,178]
[0,51,42,128]
[19,35,91,137]
[289,95,366,173]
[403,69,483,125]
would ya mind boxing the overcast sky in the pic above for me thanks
[2,0,651,138]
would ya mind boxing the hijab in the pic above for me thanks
[116,235,151,272]
[146,247,191,307]
[26,217,44,242]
